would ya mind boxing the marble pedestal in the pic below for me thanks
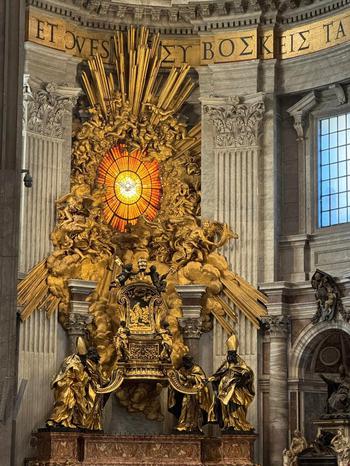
[313,417,350,437]
[25,431,257,466]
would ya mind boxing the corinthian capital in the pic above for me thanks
[24,80,79,138]
[178,317,203,339]
[261,315,290,337]
[203,95,265,148]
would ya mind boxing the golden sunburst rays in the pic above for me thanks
[17,259,58,320]
[97,145,162,232]
[81,25,195,122]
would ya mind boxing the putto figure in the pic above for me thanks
[47,337,106,430]
[158,322,173,362]
[114,320,130,362]
[282,430,308,466]
[168,354,212,433]
[209,334,255,432]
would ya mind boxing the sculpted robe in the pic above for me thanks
[168,364,212,432]
[47,354,89,429]
[209,355,255,431]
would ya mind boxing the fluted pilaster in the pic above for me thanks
[203,94,265,429]
[19,78,79,272]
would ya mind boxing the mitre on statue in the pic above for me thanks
[76,336,88,355]
[226,333,239,352]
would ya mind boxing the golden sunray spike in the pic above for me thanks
[81,72,96,106]
[114,32,126,102]
[156,68,179,108]
[99,56,112,111]
[163,65,191,109]
[141,50,162,110]
[134,46,150,115]
[172,80,196,113]
[90,66,107,117]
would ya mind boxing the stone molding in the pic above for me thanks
[26,0,350,32]
[23,78,79,138]
[203,96,265,148]
[262,315,290,337]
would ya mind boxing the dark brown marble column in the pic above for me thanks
[263,315,290,466]
[0,0,24,464]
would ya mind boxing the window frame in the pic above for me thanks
[311,102,350,235]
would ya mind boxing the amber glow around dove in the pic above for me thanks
[97,146,162,232]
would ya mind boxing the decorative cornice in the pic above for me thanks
[203,95,265,148]
[23,79,79,138]
[26,0,350,33]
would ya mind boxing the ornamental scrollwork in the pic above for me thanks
[25,82,76,138]
[311,269,349,323]
[203,97,265,148]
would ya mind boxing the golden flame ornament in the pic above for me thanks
[97,145,162,231]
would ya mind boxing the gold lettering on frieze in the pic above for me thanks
[200,29,258,64]
[26,6,350,65]
[278,11,350,58]
[27,8,116,61]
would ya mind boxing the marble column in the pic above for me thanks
[15,78,80,466]
[176,285,206,362]
[0,0,24,464]
[263,315,290,466]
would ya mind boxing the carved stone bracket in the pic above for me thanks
[203,95,265,148]
[287,91,318,140]
[329,83,347,105]
[261,315,290,337]
[23,79,79,138]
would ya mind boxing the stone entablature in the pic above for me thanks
[25,0,350,70]
[26,0,350,32]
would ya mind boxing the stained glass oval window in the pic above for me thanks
[97,145,162,232]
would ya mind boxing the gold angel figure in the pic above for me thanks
[209,334,255,432]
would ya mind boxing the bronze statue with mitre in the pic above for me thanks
[209,333,255,432]
[47,336,107,430]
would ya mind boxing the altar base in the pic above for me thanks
[25,431,257,466]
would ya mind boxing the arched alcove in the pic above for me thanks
[290,321,350,441]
